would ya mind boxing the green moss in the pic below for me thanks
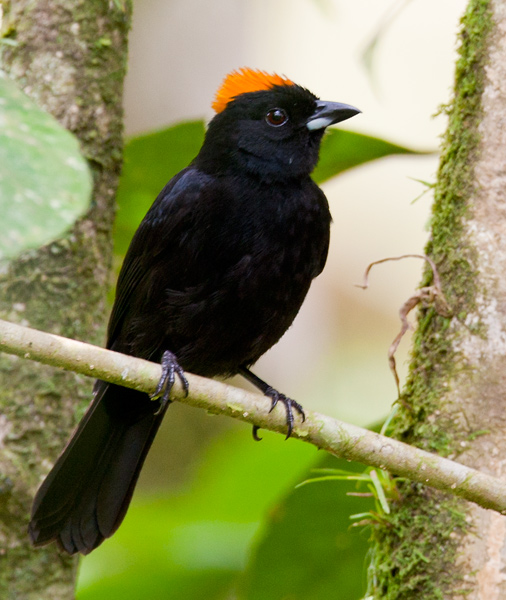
[370,1,493,597]
[370,483,468,599]
[392,0,492,452]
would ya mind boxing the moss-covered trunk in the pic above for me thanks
[370,0,506,597]
[0,1,131,597]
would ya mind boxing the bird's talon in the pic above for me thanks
[154,395,172,416]
[151,350,187,414]
[179,371,190,397]
[264,386,279,412]
[151,379,164,400]
[264,389,301,439]
[268,396,279,413]
[284,399,295,440]
[292,400,306,421]
[252,425,262,441]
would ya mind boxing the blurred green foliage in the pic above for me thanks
[238,453,374,600]
[77,427,373,599]
[0,71,92,260]
[73,119,422,599]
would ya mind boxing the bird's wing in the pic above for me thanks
[106,167,240,348]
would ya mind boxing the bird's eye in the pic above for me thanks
[265,108,288,127]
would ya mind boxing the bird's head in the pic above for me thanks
[197,68,360,182]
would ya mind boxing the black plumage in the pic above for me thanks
[29,69,359,554]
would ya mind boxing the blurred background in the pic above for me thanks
[77,0,468,598]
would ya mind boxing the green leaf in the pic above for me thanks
[313,129,429,184]
[238,453,375,600]
[369,469,390,515]
[114,121,206,256]
[0,70,92,260]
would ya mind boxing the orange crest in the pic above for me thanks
[212,68,294,113]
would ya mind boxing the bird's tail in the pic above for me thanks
[29,381,167,554]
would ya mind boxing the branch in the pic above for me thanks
[1,317,505,515]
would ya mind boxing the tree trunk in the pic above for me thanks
[371,0,506,597]
[0,1,131,597]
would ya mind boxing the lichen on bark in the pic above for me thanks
[0,0,131,597]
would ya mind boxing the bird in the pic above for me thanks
[28,68,360,554]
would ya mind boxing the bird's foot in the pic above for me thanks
[238,367,305,440]
[252,386,305,441]
[151,350,189,415]
[267,386,305,439]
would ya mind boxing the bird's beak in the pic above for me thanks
[306,100,361,131]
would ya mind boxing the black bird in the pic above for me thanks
[29,68,360,554]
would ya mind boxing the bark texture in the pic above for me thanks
[371,0,506,598]
[0,1,131,597]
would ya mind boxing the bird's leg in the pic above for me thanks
[239,366,305,440]
[151,350,189,415]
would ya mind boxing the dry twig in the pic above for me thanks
[357,254,451,395]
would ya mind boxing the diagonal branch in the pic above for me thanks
[0,317,505,514]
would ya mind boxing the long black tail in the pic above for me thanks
[29,381,167,554]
